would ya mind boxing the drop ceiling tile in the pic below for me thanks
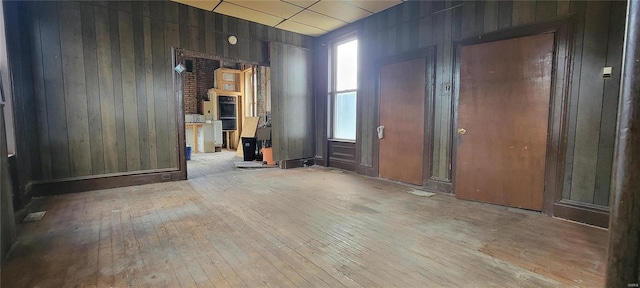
[308,1,371,23]
[276,20,326,36]
[290,10,346,31]
[226,0,303,18]
[214,2,284,27]
[172,0,220,11]
[282,0,319,8]
[347,0,402,13]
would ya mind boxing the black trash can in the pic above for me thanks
[241,137,257,161]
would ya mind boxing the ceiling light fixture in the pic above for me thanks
[228,35,238,45]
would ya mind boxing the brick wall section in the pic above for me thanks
[196,58,218,114]
[183,57,197,114]
[256,66,271,126]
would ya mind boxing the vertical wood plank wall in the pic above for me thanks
[316,0,625,208]
[6,1,313,192]
[270,43,315,162]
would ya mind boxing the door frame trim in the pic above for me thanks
[452,16,575,216]
[372,47,437,186]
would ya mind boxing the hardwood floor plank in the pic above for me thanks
[2,162,607,287]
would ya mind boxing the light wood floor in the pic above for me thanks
[2,166,607,287]
[186,150,239,179]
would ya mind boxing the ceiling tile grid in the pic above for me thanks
[172,0,405,37]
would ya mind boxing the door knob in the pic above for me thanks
[457,128,467,135]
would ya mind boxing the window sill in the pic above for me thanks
[329,138,356,144]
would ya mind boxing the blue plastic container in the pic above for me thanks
[186,146,192,161]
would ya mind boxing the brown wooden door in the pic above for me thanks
[455,33,554,211]
[379,58,426,185]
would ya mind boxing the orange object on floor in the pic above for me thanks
[261,147,275,165]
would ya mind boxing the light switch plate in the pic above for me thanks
[603,67,612,79]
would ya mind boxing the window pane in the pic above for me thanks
[334,92,357,140]
[336,39,358,91]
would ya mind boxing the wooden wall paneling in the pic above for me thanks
[570,1,611,204]
[408,2,420,50]
[497,0,513,30]
[10,2,38,188]
[118,1,132,13]
[451,3,462,41]
[594,0,626,206]
[81,3,105,175]
[189,25,200,53]
[605,1,640,284]
[418,15,431,48]
[132,1,142,17]
[133,13,150,170]
[238,20,250,61]
[143,16,157,169]
[562,0,587,199]
[512,1,536,27]
[151,18,170,169]
[400,22,411,54]
[109,8,128,172]
[28,1,51,179]
[535,0,557,22]
[248,23,258,62]
[21,4,39,182]
[198,11,206,53]
[188,6,198,27]
[228,17,239,59]
[483,0,498,33]
[95,5,118,174]
[221,15,229,55]
[178,4,189,49]
[4,3,27,186]
[270,43,314,161]
[557,0,571,17]
[282,44,290,160]
[474,1,485,36]
[293,46,304,157]
[305,48,314,158]
[0,104,16,260]
[39,1,71,179]
[461,2,477,39]
[359,36,373,167]
[164,0,178,23]
[60,1,92,176]
[150,0,164,20]
[119,11,141,172]
[215,31,224,60]
[545,20,572,213]
[93,1,108,8]
[271,43,283,160]
[314,42,327,162]
[438,7,453,180]
[165,21,180,169]
[431,9,445,178]
[204,12,215,55]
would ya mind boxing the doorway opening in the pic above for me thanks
[177,50,272,179]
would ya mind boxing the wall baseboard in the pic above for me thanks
[31,170,186,197]
[328,158,356,171]
[424,179,453,194]
[553,201,609,228]
[280,158,315,169]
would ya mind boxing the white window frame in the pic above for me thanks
[328,35,358,142]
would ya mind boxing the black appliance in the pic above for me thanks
[218,96,237,130]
